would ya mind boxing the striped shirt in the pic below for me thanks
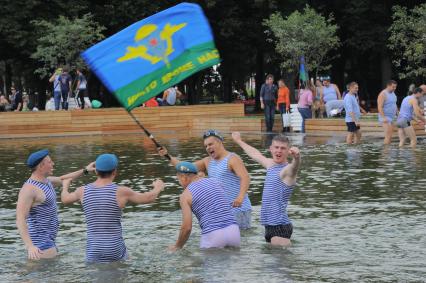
[207,153,252,212]
[25,179,59,250]
[82,183,127,263]
[260,164,294,226]
[188,178,237,234]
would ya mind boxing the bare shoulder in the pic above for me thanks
[19,183,37,197]
[117,186,133,195]
[180,189,192,203]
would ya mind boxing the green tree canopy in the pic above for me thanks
[263,5,340,77]
[31,13,105,78]
[388,4,426,80]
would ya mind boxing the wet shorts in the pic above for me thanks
[234,210,251,230]
[346,122,360,132]
[200,224,241,249]
[396,118,411,129]
[264,223,293,242]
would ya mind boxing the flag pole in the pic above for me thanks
[127,110,171,160]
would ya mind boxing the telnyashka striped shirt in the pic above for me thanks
[207,153,252,212]
[188,178,237,234]
[25,179,59,250]
[261,164,294,226]
[82,183,127,263]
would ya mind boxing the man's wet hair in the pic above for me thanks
[97,170,114,178]
[272,134,290,145]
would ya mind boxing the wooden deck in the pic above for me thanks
[0,104,262,139]
[305,118,426,136]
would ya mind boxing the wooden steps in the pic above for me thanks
[305,118,425,136]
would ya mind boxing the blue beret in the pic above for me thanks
[176,161,198,174]
[27,149,49,168]
[95,153,118,171]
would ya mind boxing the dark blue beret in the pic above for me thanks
[27,149,49,168]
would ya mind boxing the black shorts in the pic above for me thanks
[346,122,360,132]
[264,223,293,242]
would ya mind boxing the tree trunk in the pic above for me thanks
[255,50,264,111]
[222,74,232,103]
[380,52,392,87]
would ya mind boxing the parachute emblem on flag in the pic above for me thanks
[117,22,187,67]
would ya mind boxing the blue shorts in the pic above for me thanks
[346,122,360,132]
[378,115,395,123]
[396,118,411,128]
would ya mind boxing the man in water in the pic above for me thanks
[158,129,252,230]
[344,82,362,144]
[169,161,240,251]
[377,80,398,145]
[16,149,95,260]
[61,153,164,263]
[396,87,426,148]
[232,133,301,247]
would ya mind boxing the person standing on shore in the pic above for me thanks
[276,79,290,132]
[49,68,62,110]
[75,69,88,109]
[260,74,278,132]
[297,84,313,133]
[231,133,301,247]
[377,80,398,145]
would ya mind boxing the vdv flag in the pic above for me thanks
[299,56,307,83]
[82,3,220,111]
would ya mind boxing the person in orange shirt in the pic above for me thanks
[276,79,291,132]
[143,97,159,107]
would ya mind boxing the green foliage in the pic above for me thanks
[388,4,426,80]
[31,14,105,78]
[263,5,340,76]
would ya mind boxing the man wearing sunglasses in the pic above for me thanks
[158,129,252,229]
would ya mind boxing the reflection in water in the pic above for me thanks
[0,135,425,282]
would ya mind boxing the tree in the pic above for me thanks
[31,14,105,78]
[263,5,340,78]
[388,4,426,80]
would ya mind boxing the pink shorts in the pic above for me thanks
[200,224,241,249]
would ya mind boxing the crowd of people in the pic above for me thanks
[16,130,301,262]
[259,75,426,147]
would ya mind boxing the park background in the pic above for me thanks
[0,0,425,109]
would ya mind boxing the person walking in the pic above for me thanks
[343,82,362,144]
[377,80,398,145]
[396,88,426,148]
[75,69,88,109]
